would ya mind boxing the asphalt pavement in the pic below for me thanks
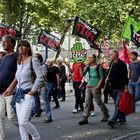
[4,92,140,140]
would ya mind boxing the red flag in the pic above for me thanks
[102,34,111,56]
[119,42,130,64]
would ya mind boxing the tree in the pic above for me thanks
[0,0,139,47]
[74,0,140,47]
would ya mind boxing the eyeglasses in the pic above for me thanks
[2,40,10,43]
[18,44,27,47]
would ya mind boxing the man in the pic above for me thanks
[0,35,18,139]
[107,50,129,128]
[0,51,6,64]
[46,58,60,109]
[56,57,67,101]
[128,51,140,113]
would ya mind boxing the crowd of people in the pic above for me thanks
[0,35,140,140]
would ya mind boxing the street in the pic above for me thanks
[5,93,140,140]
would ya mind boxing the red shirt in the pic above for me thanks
[72,62,85,82]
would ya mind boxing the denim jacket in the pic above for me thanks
[13,88,30,103]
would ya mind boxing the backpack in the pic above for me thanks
[30,57,45,88]
[87,64,106,88]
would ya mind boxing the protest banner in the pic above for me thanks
[119,42,130,64]
[71,41,87,62]
[102,34,111,56]
[122,17,140,48]
[72,16,100,49]
[38,31,60,51]
[0,23,21,40]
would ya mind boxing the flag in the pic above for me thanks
[72,16,100,49]
[38,31,60,51]
[122,17,140,48]
[123,42,130,64]
[119,42,130,64]
[89,42,101,51]
[102,34,110,56]
[0,23,21,40]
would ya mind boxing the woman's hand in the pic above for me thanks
[94,87,99,94]
[27,91,34,96]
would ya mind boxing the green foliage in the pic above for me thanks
[0,0,139,46]
[74,0,139,46]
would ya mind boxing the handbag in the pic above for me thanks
[118,91,133,115]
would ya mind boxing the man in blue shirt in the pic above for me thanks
[0,35,18,140]
[128,51,140,113]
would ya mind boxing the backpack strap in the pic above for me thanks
[30,57,36,83]
[95,64,101,79]
[86,64,90,78]
[87,64,101,79]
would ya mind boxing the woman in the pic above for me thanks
[79,54,109,125]
[3,39,43,140]
[35,53,53,123]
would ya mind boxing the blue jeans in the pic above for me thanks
[47,82,59,107]
[40,86,52,120]
[31,93,41,117]
[128,82,140,112]
[111,89,126,122]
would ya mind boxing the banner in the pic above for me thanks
[72,16,100,46]
[122,17,140,48]
[38,31,60,51]
[90,42,101,51]
[0,23,21,40]
[71,41,87,62]
[102,34,111,56]
[119,42,130,64]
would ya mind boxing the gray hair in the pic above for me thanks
[112,50,119,58]
[56,57,63,62]
[2,35,16,48]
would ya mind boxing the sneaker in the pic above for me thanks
[72,109,78,113]
[53,105,60,109]
[108,120,115,128]
[42,119,53,123]
[101,113,110,122]
[78,108,84,111]
[78,119,88,125]
[28,134,32,140]
[60,99,65,102]
[90,111,96,117]
[116,120,126,125]
[34,109,43,117]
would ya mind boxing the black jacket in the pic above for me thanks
[109,59,129,89]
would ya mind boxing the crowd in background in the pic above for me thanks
[0,35,140,140]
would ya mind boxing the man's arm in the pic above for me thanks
[63,60,73,73]
[56,73,60,89]
[3,78,17,96]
